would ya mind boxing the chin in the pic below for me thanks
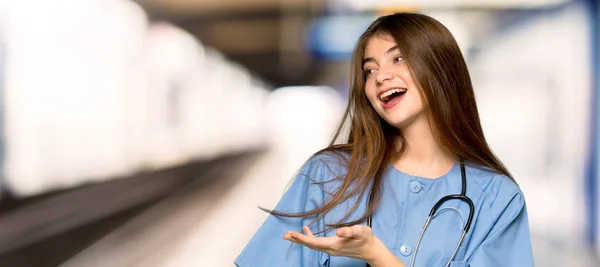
[382,117,409,130]
[384,113,424,131]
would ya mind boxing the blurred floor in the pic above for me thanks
[52,148,600,267]
[58,149,295,267]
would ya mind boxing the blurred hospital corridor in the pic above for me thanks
[1,0,600,266]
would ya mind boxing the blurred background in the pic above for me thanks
[0,0,599,266]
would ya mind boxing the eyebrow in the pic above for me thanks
[362,45,400,65]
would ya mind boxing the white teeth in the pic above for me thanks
[379,88,407,101]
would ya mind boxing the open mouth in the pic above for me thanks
[379,88,407,103]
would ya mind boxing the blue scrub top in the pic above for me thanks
[235,152,535,267]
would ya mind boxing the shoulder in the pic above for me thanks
[283,150,349,195]
[301,150,350,178]
[465,164,525,213]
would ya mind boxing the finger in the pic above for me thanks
[303,226,315,237]
[337,225,364,239]
[283,231,294,241]
[283,230,306,241]
[336,227,353,238]
[289,232,338,250]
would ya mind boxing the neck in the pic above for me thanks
[393,118,456,178]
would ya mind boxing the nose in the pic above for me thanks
[376,70,393,84]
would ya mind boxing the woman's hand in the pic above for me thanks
[283,225,406,266]
[283,225,373,260]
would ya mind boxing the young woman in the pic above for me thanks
[235,12,534,267]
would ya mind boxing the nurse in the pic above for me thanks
[235,12,534,267]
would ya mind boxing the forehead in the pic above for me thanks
[364,34,397,57]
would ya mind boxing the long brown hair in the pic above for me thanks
[266,12,512,232]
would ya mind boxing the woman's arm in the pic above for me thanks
[463,191,534,266]
[235,157,331,266]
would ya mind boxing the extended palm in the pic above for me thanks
[283,225,375,260]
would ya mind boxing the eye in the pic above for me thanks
[364,68,376,77]
[394,56,404,63]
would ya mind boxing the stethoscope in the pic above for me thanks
[366,161,474,267]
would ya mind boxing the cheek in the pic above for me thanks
[364,83,377,102]
[397,70,414,85]
[410,89,427,111]
[397,71,423,104]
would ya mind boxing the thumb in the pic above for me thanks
[336,225,362,239]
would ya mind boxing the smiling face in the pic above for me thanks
[362,34,427,130]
